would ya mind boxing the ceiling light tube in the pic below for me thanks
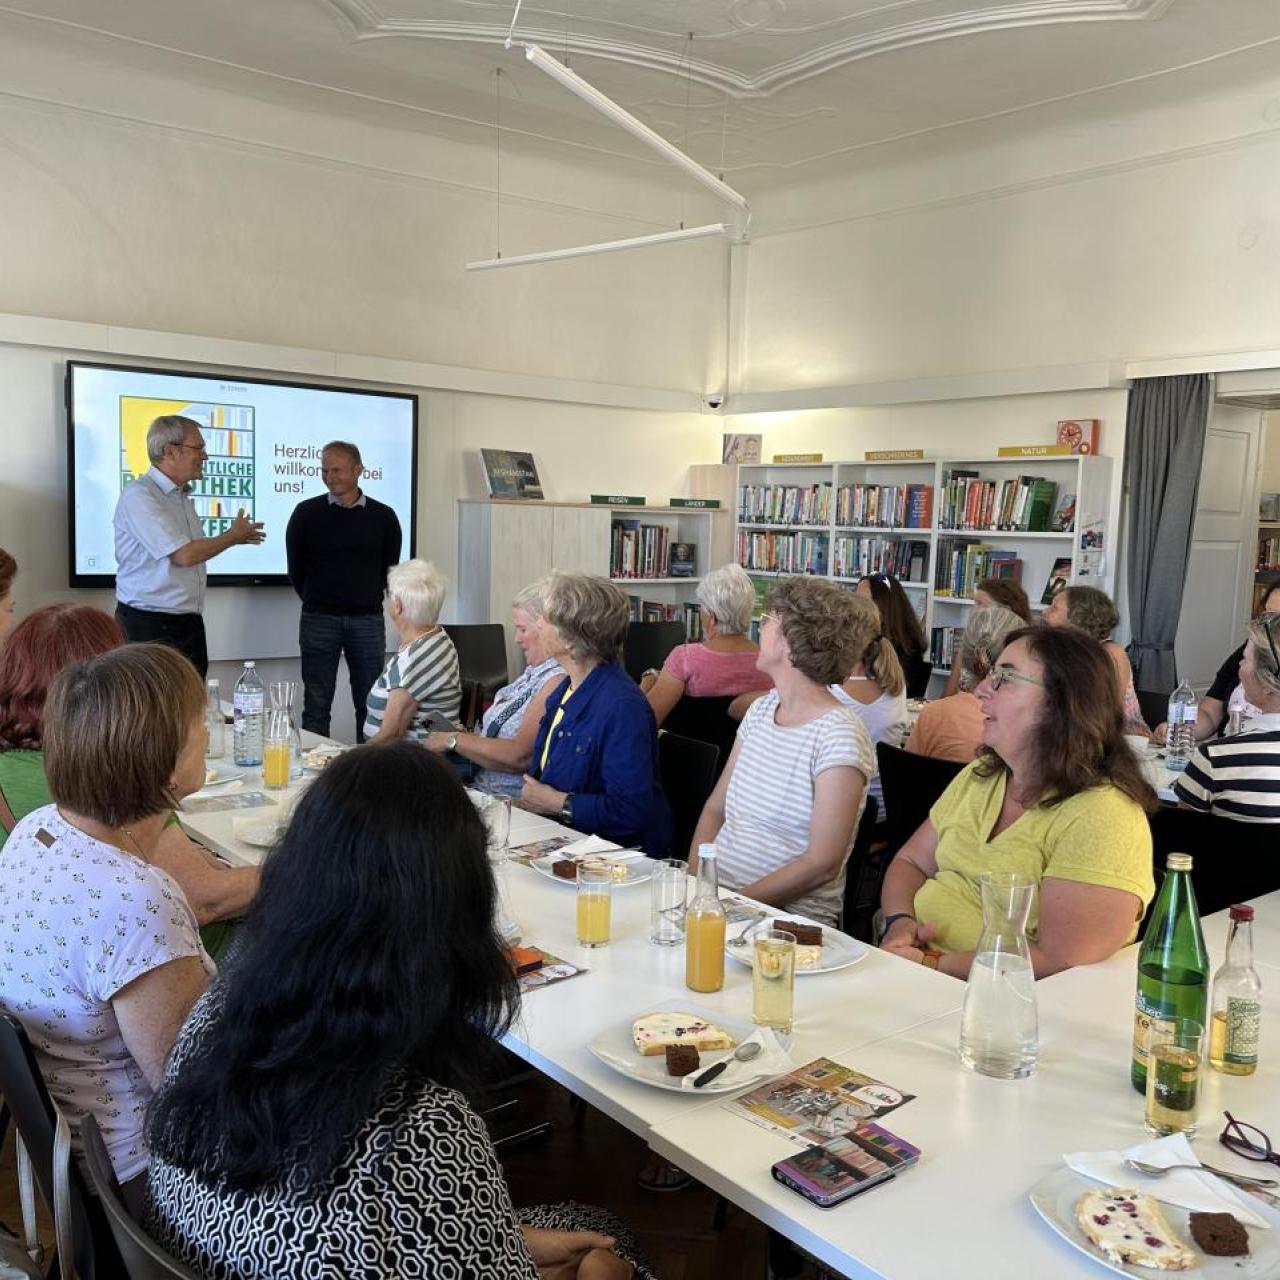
[523,43,749,214]
[466,221,734,271]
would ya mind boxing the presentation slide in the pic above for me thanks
[68,362,417,585]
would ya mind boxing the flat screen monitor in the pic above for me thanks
[66,361,417,587]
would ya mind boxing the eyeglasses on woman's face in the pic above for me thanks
[986,664,1045,692]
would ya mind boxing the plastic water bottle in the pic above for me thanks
[1165,679,1198,772]
[232,661,265,767]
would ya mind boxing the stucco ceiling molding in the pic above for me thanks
[321,0,1178,98]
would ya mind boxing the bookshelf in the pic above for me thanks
[457,499,723,673]
[732,454,1112,682]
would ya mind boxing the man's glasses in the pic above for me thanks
[173,441,207,454]
[1220,1111,1280,1166]
[987,665,1045,692]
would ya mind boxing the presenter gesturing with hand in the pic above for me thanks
[114,414,265,677]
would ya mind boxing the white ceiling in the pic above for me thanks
[5,0,1280,189]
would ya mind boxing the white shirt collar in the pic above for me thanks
[146,465,189,496]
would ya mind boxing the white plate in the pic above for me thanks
[301,746,348,774]
[587,998,772,1095]
[725,918,869,976]
[528,853,656,887]
[1029,1165,1280,1279]
[197,767,243,790]
[232,817,285,849]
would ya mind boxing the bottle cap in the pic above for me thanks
[1166,853,1193,871]
[244,660,256,668]
[1230,904,1255,922]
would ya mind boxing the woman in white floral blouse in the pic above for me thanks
[0,644,213,1195]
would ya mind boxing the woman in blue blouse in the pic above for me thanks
[520,574,673,856]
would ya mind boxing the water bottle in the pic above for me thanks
[205,678,225,760]
[959,871,1038,1079]
[1165,679,1198,772]
[232,661,265,767]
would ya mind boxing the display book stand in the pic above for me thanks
[731,454,1111,676]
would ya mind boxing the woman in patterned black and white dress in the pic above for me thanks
[145,743,653,1280]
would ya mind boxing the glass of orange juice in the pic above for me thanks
[576,858,612,948]
[262,710,293,791]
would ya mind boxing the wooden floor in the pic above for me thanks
[0,1081,837,1280]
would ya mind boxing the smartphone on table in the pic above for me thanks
[771,1123,920,1209]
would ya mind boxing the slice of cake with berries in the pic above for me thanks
[1075,1188,1195,1270]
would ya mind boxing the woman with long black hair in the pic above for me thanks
[146,743,648,1279]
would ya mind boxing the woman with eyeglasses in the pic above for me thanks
[1173,612,1280,823]
[879,625,1157,978]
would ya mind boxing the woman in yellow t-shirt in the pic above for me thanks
[879,625,1157,979]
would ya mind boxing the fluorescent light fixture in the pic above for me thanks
[466,222,734,271]
[522,43,749,215]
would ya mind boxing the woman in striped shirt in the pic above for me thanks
[689,578,874,926]
[364,559,461,743]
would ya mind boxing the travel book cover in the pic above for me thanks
[727,1058,916,1147]
[480,449,544,500]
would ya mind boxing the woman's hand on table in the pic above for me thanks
[880,917,938,965]
[520,775,568,816]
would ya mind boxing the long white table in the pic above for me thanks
[182,780,1280,1280]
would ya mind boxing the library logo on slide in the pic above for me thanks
[120,396,256,537]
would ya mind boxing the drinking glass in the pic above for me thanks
[576,859,612,948]
[205,679,225,760]
[650,859,688,946]
[474,790,512,856]
[752,928,797,1034]
[1145,1018,1203,1137]
[268,681,303,759]
[262,710,293,790]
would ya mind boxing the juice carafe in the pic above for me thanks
[685,844,726,993]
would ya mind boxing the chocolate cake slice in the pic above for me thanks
[665,1044,700,1077]
[1188,1211,1249,1257]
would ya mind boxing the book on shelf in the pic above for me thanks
[610,519,673,579]
[1051,492,1077,532]
[1040,557,1073,605]
[625,596,703,641]
[669,543,696,578]
[1261,492,1280,522]
[736,529,828,576]
[930,625,962,669]
[933,538,1021,599]
[832,536,928,582]
[833,482,933,529]
[1257,534,1280,572]
[480,449,544,500]
[938,470,1062,533]
[739,482,833,526]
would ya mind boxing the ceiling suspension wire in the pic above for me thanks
[494,67,503,260]
[719,94,729,181]
[503,0,524,48]
[678,32,693,230]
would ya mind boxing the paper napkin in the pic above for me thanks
[560,834,629,858]
[1065,1132,1270,1229]
[681,1027,793,1091]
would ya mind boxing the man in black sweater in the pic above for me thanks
[286,441,402,741]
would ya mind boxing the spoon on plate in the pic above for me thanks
[1124,1157,1278,1190]
[692,1040,761,1089]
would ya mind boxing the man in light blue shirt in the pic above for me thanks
[113,415,265,676]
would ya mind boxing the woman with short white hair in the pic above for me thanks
[641,563,771,727]
[364,559,461,743]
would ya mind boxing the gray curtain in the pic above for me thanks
[1123,374,1210,696]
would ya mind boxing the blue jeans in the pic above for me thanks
[299,611,387,741]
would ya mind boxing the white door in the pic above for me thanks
[1174,400,1264,692]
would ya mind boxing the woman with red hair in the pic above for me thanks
[0,606,257,953]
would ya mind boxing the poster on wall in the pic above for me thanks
[722,433,762,464]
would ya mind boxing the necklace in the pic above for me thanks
[118,825,149,862]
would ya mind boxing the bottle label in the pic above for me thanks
[234,693,264,718]
[1133,1000,1175,1073]
[1225,996,1261,1065]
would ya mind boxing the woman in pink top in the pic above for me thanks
[641,563,772,727]
[908,605,1022,763]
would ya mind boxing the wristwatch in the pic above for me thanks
[879,911,915,941]
[446,733,459,752]
[559,794,574,825]
[921,948,943,970]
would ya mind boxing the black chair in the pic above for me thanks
[0,1014,122,1280]
[622,622,686,684]
[660,694,739,783]
[875,743,964,857]
[442,624,509,727]
[80,1115,200,1280]
[840,796,883,942]
[657,731,720,860]
[1135,688,1169,732]
[1147,806,1280,920]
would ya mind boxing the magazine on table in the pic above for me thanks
[508,945,587,995]
[726,1057,916,1148]
[509,835,574,865]
[183,790,276,814]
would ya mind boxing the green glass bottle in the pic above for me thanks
[1131,853,1209,1094]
